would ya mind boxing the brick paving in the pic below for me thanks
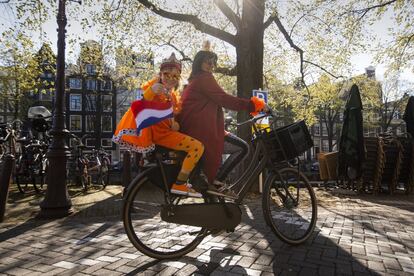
[0,187,414,275]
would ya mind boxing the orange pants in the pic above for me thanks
[155,132,204,182]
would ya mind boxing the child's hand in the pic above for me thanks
[171,120,180,131]
[151,83,165,94]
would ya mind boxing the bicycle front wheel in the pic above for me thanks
[262,167,317,245]
[123,176,207,259]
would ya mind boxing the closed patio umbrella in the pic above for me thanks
[403,96,414,138]
[338,84,365,180]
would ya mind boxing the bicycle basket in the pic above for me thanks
[261,120,313,162]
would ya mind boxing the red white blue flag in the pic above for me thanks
[130,100,173,135]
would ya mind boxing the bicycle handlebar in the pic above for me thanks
[233,110,274,127]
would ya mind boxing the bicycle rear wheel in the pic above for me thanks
[262,167,317,245]
[15,158,29,194]
[123,176,207,259]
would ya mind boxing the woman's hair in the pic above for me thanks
[188,50,218,80]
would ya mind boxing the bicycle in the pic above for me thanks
[68,134,110,192]
[0,121,40,194]
[14,137,49,193]
[122,110,317,259]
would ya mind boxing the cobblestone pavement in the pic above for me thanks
[0,188,414,275]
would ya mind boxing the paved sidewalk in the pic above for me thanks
[1,187,414,275]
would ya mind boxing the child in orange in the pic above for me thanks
[113,53,204,197]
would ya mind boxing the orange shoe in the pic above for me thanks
[171,183,202,198]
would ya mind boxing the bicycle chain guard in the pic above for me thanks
[160,202,241,231]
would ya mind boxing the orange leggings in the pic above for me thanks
[157,135,204,183]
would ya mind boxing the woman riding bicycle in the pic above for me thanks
[177,41,267,186]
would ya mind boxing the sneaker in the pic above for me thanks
[171,183,202,198]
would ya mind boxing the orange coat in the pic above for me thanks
[112,78,184,153]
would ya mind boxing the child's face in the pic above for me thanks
[160,68,180,89]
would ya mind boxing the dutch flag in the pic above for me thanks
[130,100,174,135]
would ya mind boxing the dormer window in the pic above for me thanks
[85,64,96,75]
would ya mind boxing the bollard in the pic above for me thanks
[122,150,132,190]
[0,154,15,222]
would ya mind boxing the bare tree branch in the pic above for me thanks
[303,60,344,79]
[263,14,276,30]
[341,0,397,16]
[136,0,237,46]
[268,15,307,86]
[108,0,122,12]
[159,38,192,62]
[214,0,241,31]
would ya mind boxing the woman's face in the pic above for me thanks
[201,57,216,73]
[160,67,181,89]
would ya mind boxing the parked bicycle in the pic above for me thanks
[68,134,110,192]
[14,107,51,194]
[122,109,317,259]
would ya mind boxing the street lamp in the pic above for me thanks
[39,0,80,218]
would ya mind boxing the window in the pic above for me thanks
[101,138,113,148]
[101,80,112,91]
[86,79,96,90]
[85,115,96,132]
[102,95,112,112]
[69,78,82,89]
[101,115,112,132]
[393,111,400,120]
[321,140,329,152]
[70,115,82,132]
[321,124,327,136]
[314,125,320,135]
[0,101,3,112]
[85,94,97,111]
[0,116,4,123]
[85,138,96,147]
[86,64,96,75]
[69,94,82,111]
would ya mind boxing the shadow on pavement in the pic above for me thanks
[2,184,413,275]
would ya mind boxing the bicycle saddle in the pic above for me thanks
[146,146,186,164]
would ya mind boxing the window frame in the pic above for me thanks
[101,95,113,112]
[86,79,97,91]
[101,138,113,148]
[85,115,96,132]
[101,115,113,133]
[69,94,82,111]
[69,115,82,132]
[69,78,82,89]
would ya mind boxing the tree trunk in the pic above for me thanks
[236,0,265,141]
